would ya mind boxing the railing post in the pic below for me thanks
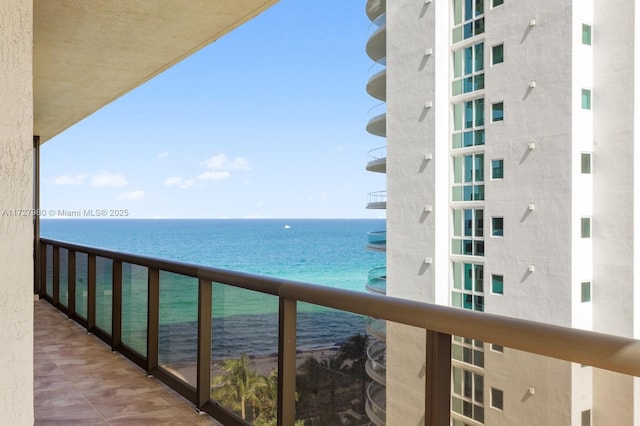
[52,246,59,305]
[68,250,76,317]
[425,330,452,426]
[87,254,96,331]
[33,135,40,295]
[112,260,122,350]
[278,297,297,426]
[39,242,46,299]
[147,268,160,373]
[196,278,212,409]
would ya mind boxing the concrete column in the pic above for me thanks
[0,0,34,423]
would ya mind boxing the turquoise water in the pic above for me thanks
[41,219,385,361]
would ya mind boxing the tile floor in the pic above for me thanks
[34,299,223,425]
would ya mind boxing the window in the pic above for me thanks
[453,336,485,367]
[581,409,591,426]
[492,102,504,121]
[453,153,485,201]
[452,366,485,423]
[492,159,504,179]
[492,274,503,294]
[581,153,591,174]
[453,98,485,148]
[581,217,591,238]
[582,89,592,110]
[491,343,504,352]
[492,0,504,7]
[581,281,591,303]
[492,217,503,236]
[492,43,504,65]
[491,388,504,410]
[453,42,485,95]
[452,209,485,257]
[582,24,592,46]
[452,262,485,311]
[453,0,485,43]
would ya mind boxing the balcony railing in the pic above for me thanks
[365,341,386,386]
[37,237,640,426]
[366,267,386,294]
[367,191,387,209]
[366,382,386,426]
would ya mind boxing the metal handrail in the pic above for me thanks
[38,237,640,425]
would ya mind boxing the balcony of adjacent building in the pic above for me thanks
[366,146,387,173]
[366,0,386,22]
[367,191,387,210]
[33,237,640,426]
[366,58,386,102]
[366,103,386,138]
[367,232,387,253]
[366,267,387,294]
[366,13,386,63]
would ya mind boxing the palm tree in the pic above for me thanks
[336,334,368,412]
[211,354,264,420]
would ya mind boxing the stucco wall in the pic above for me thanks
[0,0,34,423]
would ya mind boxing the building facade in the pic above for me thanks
[365,0,640,424]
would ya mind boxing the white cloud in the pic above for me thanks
[197,171,231,180]
[157,152,169,159]
[117,190,145,201]
[165,177,195,188]
[202,154,251,172]
[91,172,128,187]
[54,174,87,186]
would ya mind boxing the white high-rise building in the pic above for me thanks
[365,0,640,424]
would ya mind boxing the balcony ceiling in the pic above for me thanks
[34,0,278,143]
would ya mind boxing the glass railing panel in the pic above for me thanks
[95,256,113,335]
[59,248,69,307]
[295,303,368,425]
[158,271,198,388]
[121,263,148,357]
[45,245,53,297]
[210,283,279,424]
[75,252,88,319]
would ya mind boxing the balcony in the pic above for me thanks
[367,231,387,252]
[366,65,386,101]
[366,267,387,294]
[366,146,387,173]
[366,382,386,426]
[35,237,640,426]
[366,14,386,63]
[366,0,386,22]
[365,317,387,342]
[366,103,386,137]
[365,341,386,386]
[367,191,387,209]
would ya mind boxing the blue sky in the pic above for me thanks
[40,1,386,219]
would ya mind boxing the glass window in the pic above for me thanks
[492,217,503,236]
[491,388,504,410]
[453,98,485,149]
[492,102,504,121]
[453,0,485,43]
[582,409,591,426]
[492,159,504,179]
[453,154,485,201]
[492,0,504,6]
[491,343,504,352]
[581,217,591,238]
[581,153,591,174]
[582,24,592,46]
[492,274,503,294]
[581,281,591,303]
[582,89,592,110]
[492,44,504,65]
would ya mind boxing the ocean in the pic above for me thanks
[41,219,385,364]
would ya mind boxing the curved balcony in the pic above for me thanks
[366,104,386,137]
[366,0,386,22]
[367,232,386,252]
[367,191,387,209]
[366,24,386,63]
[366,341,386,386]
[366,382,386,426]
[366,67,386,102]
[366,146,386,173]
[366,267,386,294]
[365,317,386,341]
